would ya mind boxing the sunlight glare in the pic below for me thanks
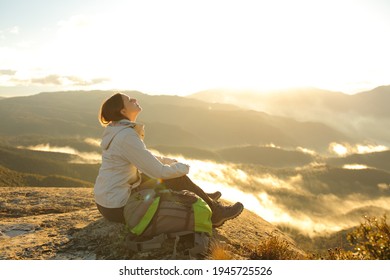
[342,164,369,170]
[329,142,348,156]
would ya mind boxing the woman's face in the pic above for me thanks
[120,94,142,121]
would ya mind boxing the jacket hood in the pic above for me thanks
[100,119,135,150]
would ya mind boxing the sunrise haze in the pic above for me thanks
[1,0,390,97]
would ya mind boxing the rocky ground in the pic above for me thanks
[0,187,305,260]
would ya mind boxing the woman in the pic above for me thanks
[94,93,243,227]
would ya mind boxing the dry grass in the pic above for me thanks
[241,235,302,260]
[207,240,235,260]
[206,235,303,260]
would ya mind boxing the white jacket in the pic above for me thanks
[94,119,190,208]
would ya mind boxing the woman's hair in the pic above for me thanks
[99,93,126,126]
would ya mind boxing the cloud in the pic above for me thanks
[17,144,101,164]
[84,138,101,147]
[30,74,110,86]
[378,183,390,191]
[11,144,387,236]
[329,142,389,156]
[152,151,390,236]
[30,75,63,85]
[329,142,349,156]
[343,164,368,170]
[70,77,111,86]
[296,146,317,156]
[9,26,19,34]
[356,144,388,154]
[0,26,19,36]
[2,74,111,87]
[0,69,17,76]
[0,66,111,89]
[0,26,19,42]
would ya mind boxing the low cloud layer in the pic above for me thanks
[0,69,17,76]
[329,142,388,156]
[14,143,388,237]
[155,152,390,236]
[84,138,101,147]
[17,143,101,164]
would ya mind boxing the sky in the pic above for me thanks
[1,0,390,97]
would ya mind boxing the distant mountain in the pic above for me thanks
[0,135,100,153]
[326,150,390,173]
[189,86,390,119]
[142,102,349,150]
[0,145,99,183]
[152,145,316,167]
[188,87,351,117]
[351,85,390,117]
[188,86,390,145]
[311,167,390,198]
[271,165,390,200]
[0,165,92,187]
[0,90,350,151]
[151,145,223,161]
[217,146,315,167]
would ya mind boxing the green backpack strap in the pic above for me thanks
[193,198,213,235]
[130,197,160,236]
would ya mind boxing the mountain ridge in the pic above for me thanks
[188,85,390,145]
[0,145,99,183]
[0,90,350,151]
[0,165,93,188]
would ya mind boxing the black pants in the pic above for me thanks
[96,174,214,224]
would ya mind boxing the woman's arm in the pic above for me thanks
[155,155,178,165]
[120,133,189,179]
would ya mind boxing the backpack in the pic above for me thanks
[123,186,213,258]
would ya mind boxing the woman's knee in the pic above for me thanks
[162,175,190,186]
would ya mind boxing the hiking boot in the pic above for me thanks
[211,202,244,228]
[207,191,222,201]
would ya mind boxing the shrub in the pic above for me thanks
[246,235,300,260]
[347,214,390,260]
[324,247,359,260]
[318,214,390,260]
[207,241,235,260]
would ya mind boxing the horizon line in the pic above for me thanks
[0,84,389,98]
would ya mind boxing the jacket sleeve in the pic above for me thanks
[120,132,190,179]
[155,155,178,165]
